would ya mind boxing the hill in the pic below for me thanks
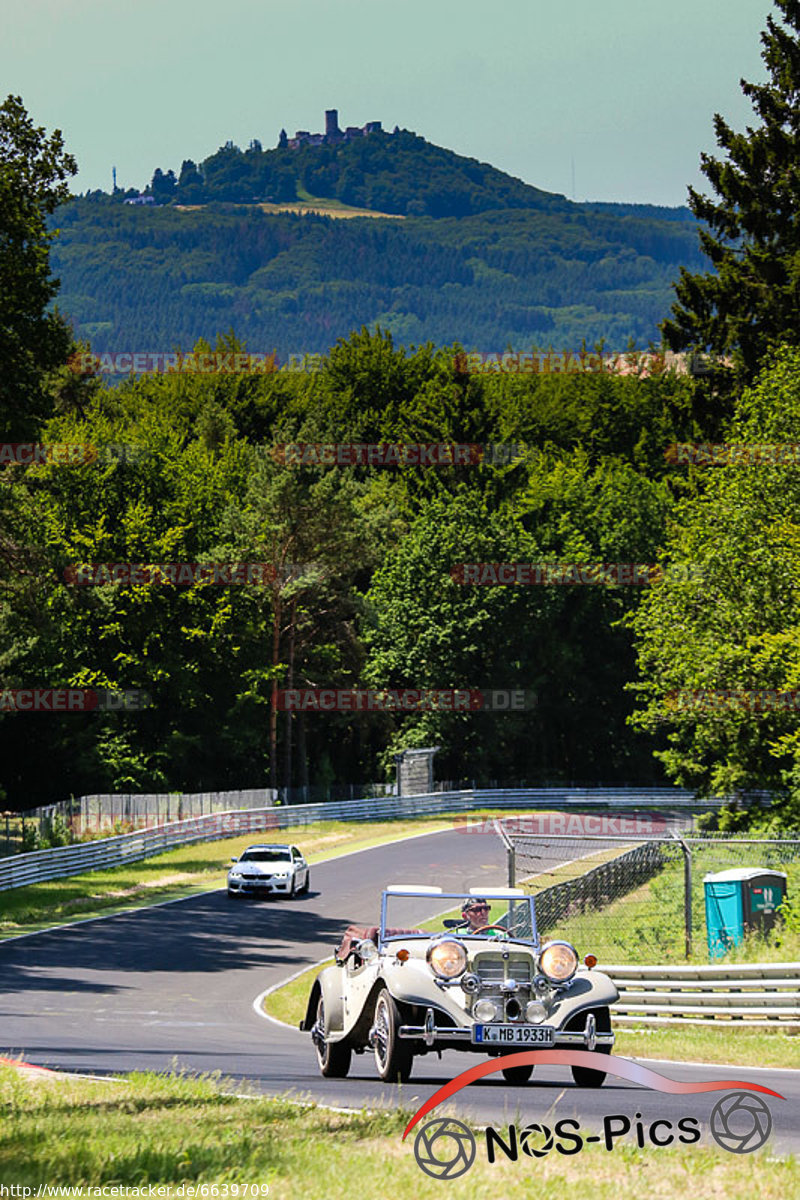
[50,128,704,355]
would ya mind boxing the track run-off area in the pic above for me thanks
[1,828,798,1154]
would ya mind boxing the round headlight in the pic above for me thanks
[525,1000,548,1024]
[426,938,468,979]
[538,941,579,984]
[356,939,378,962]
[474,998,500,1022]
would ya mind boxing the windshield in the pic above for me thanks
[380,892,537,944]
[240,849,291,863]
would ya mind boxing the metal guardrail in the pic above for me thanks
[0,785,732,893]
[606,962,800,1028]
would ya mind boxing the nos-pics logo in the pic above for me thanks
[403,1051,782,1180]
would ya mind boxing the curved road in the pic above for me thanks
[1,828,798,1155]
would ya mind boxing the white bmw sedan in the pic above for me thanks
[227,843,310,899]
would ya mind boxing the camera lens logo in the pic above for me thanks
[710,1091,772,1153]
[413,1117,476,1180]
[519,1122,554,1157]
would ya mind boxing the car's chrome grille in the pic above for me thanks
[472,953,534,988]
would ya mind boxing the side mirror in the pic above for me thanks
[230,856,238,863]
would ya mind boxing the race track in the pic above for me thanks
[1,828,798,1155]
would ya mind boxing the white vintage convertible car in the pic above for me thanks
[300,885,618,1086]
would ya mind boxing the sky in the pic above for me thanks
[2,0,771,208]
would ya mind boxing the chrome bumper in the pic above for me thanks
[398,1009,614,1050]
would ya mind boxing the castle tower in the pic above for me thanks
[325,109,340,138]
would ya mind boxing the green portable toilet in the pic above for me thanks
[704,867,787,958]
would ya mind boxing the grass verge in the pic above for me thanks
[544,855,800,965]
[0,1068,794,1198]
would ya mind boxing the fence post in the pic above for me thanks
[494,819,516,886]
[673,834,692,958]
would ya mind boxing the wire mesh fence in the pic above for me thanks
[498,820,800,963]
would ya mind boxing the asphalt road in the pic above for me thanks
[1,827,798,1157]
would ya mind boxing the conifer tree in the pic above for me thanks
[662,0,800,381]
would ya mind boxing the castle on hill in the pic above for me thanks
[283,110,383,150]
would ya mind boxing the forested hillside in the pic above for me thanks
[51,197,704,355]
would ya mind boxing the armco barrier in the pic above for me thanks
[0,786,725,893]
[607,962,800,1028]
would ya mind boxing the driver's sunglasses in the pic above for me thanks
[469,904,489,913]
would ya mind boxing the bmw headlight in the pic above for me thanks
[426,938,468,979]
[538,941,579,984]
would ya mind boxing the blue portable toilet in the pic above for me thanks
[704,867,787,958]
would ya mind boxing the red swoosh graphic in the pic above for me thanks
[402,1050,784,1140]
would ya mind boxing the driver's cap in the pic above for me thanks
[462,896,489,913]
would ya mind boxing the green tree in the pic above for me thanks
[0,94,77,438]
[627,345,800,826]
[663,1,800,383]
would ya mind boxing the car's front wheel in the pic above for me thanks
[313,994,351,1078]
[567,1007,612,1087]
[501,1064,533,1085]
[372,988,413,1082]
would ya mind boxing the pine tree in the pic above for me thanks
[662,0,800,381]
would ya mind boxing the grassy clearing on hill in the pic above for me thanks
[0,1068,793,1198]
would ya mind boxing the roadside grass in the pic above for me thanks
[261,959,800,1069]
[263,958,335,1027]
[613,1026,800,1068]
[544,857,800,966]
[0,1068,794,1198]
[522,844,638,890]
[0,810,532,939]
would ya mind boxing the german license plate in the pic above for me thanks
[472,1024,555,1045]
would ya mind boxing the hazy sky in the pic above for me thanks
[3,0,770,207]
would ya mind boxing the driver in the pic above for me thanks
[461,897,504,936]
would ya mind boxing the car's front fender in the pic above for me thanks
[378,958,469,1026]
[549,969,619,1028]
[300,965,346,1035]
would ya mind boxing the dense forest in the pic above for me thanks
[50,130,704,355]
[1,329,696,806]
